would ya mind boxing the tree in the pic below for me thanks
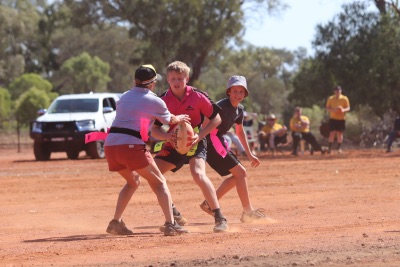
[15,87,51,127]
[198,46,295,116]
[0,87,12,129]
[290,2,400,115]
[0,1,41,86]
[63,0,286,84]
[59,52,111,94]
[8,73,54,100]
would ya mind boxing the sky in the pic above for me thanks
[243,0,368,53]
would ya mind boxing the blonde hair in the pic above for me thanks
[166,61,190,77]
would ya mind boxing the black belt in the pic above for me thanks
[109,127,143,139]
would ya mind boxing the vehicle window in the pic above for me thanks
[103,98,116,111]
[48,99,99,113]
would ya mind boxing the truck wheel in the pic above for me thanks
[66,149,80,159]
[33,141,51,161]
[87,141,105,159]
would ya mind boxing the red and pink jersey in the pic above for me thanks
[158,86,216,128]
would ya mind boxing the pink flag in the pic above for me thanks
[140,118,150,142]
[210,129,227,158]
[85,131,108,144]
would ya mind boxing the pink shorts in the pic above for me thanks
[104,144,153,171]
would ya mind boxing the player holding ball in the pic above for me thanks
[151,61,229,233]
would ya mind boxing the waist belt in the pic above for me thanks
[109,127,144,139]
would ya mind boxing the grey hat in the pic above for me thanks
[226,75,249,97]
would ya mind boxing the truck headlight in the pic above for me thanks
[31,122,43,133]
[75,120,95,131]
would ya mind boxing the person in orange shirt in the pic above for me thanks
[326,86,350,154]
[290,107,326,156]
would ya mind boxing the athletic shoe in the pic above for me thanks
[174,214,187,226]
[338,148,343,154]
[213,218,229,233]
[106,219,133,235]
[163,221,189,236]
[240,208,267,223]
[159,215,187,232]
[199,200,213,216]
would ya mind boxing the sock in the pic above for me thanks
[212,208,225,221]
[337,143,342,150]
[172,203,180,216]
[328,143,333,150]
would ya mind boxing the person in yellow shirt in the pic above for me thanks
[326,86,350,154]
[290,107,326,156]
[258,114,287,155]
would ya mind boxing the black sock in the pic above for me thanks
[337,143,342,150]
[212,208,225,221]
[328,143,333,150]
[172,203,180,216]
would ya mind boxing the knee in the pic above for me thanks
[192,172,208,185]
[236,168,247,179]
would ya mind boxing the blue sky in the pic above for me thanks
[244,0,373,53]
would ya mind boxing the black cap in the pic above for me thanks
[135,64,162,85]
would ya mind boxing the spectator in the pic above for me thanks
[243,111,254,127]
[258,114,287,155]
[224,128,246,156]
[386,116,400,152]
[289,107,327,156]
[326,85,350,154]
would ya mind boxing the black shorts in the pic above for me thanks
[206,138,240,176]
[154,138,207,172]
[329,119,346,132]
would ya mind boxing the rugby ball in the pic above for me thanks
[170,122,195,154]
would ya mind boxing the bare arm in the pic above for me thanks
[197,113,221,141]
[236,124,260,167]
[150,114,190,142]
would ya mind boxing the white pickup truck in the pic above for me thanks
[30,92,121,161]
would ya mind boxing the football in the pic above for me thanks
[170,122,195,154]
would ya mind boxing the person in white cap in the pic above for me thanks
[199,75,268,223]
[104,64,189,236]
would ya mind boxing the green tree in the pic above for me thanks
[0,87,12,128]
[0,1,41,86]
[198,46,295,116]
[8,73,54,100]
[15,87,51,126]
[290,2,400,115]
[63,0,286,84]
[59,52,111,94]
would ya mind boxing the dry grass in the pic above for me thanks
[0,130,32,149]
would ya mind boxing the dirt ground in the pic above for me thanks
[1,147,399,267]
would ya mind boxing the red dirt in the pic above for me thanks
[1,148,399,266]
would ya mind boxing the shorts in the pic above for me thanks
[206,138,240,176]
[329,119,346,132]
[104,144,152,172]
[154,139,207,172]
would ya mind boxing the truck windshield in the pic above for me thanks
[48,99,99,113]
